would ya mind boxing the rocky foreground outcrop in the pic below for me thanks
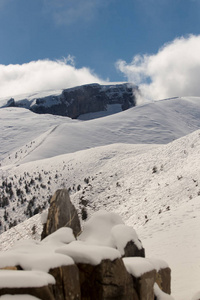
[41,189,81,239]
[0,189,173,299]
[5,83,137,119]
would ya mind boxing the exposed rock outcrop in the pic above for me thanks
[0,270,55,300]
[41,189,81,239]
[49,265,81,300]
[4,83,137,119]
[133,270,157,300]
[0,189,172,300]
[123,240,145,258]
[156,267,171,294]
[78,258,137,300]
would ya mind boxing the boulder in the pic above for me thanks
[49,265,81,300]
[123,240,145,258]
[156,267,171,294]
[147,258,171,295]
[41,189,81,239]
[133,270,157,300]
[77,258,138,300]
[123,257,157,300]
[28,83,136,119]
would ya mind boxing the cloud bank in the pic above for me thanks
[116,35,200,100]
[0,58,104,98]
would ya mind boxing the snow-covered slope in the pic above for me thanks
[0,129,200,299]
[0,107,74,160]
[1,96,200,165]
[1,96,200,299]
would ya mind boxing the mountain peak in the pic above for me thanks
[2,82,138,119]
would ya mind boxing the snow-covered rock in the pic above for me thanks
[1,83,137,119]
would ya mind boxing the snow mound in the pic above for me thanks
[0,270,55,288]
[123,257,155,277]
[56,241,121,265]
[78,211,143,255]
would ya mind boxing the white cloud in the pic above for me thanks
[0,58,104,98]
[116,35,200,100]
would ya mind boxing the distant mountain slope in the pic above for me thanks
[1,96,200,165]
[0,107,73,160]
[1,83,137,119]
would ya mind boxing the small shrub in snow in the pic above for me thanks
[40,183,46,189]
[84,177,90,184]
[81,207,88,221]
[77,184,81,191]
[31,224,36,235]
[3,209,8,221]
[79,197,88,207]
[16,188,23,197]
[152,166,158,174]
[0,195,9,208]
[38,173,42,181]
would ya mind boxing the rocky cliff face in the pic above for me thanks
[5,83,137,119]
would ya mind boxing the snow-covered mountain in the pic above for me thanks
[1,83,137,119]
[0,94,200,299]
[1,96,200,165]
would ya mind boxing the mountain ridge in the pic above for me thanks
[1,82,137,119]
[1,96,200,165]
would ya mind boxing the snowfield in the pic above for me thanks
[0,96,200,299]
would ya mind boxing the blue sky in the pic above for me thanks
[1,0,200,98]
